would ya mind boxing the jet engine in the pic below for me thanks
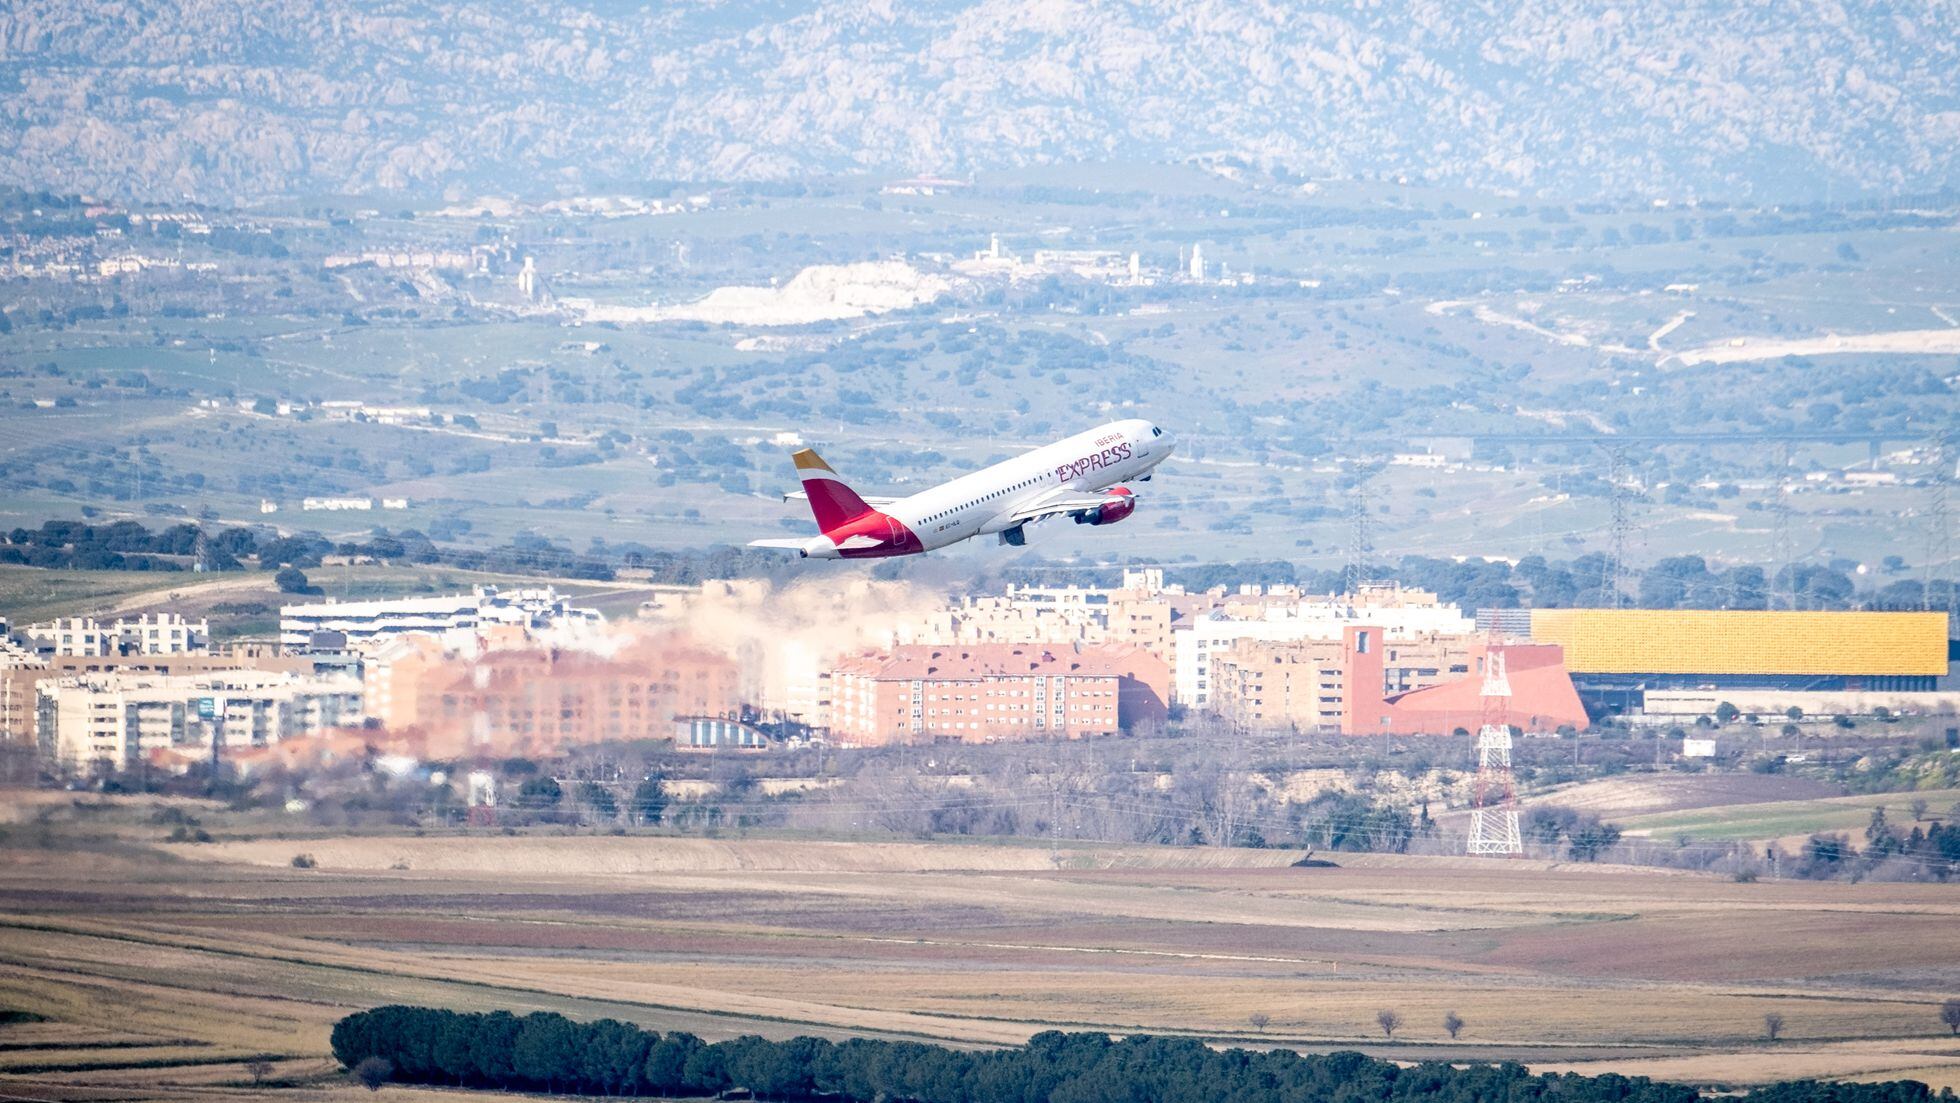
[1075,486,1136,526]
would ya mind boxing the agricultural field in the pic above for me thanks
[2,806,1957,1101]
[0,562,668,636]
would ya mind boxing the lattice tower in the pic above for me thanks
[1466,649,1523,856]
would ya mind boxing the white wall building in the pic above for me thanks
[1175,592,1474,708]
[24,617,113,657]
[279,586,601,652]
[912,585,1112,647]
[20,614,209,658]
[301,497,374,511]
[38,668,364,774]
[112,613,209,655]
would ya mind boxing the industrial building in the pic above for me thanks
[1352,636,1586,737]
[827,643,1169,746]
[675,716,774,750]
[1496,609,1956,717]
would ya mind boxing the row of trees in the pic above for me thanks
[1792,807,1960,881]
[0,517,620,582]
[993,552,1951,617]
[332,1005,1952,1103]
[3,515,1950,616]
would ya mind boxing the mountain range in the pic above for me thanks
[3,0,1956,202]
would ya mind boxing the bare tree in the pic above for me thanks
[354,1056,392,1091]
[244,1057,275,1085]
[1763,1012,1785,1042]
[1377,1009,1403,1039]
[1942,998,1960,1035]
[1442,1011,1464,1040]
[1248,1012,1271,1031]
[1171,735,1259,847]
[1910,797,1930,822]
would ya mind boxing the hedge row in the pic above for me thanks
[332,1005,1951,1103]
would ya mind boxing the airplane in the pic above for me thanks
[749,419,1175,559]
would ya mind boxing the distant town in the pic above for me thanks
[7,570,1952,799]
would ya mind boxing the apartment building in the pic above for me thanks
[38,668,364,775]
[827,642,1168,746]
[279,586,600,651]
[18,613,209,658]
[378,634,740,759]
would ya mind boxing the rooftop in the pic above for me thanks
[835,642,1151,681]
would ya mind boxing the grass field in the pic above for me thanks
[1618,789,1960,846]
[2,807,1958,1100]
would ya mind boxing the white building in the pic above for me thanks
[20,614,209,658]
[1175,588,1474,708]
[913,585,1112,647]
[517,256,553,304]
[38,668,364,774]
[1390,452,1448,468]
[279,586,601,652]
[24,617,113,657]
[112,613,210,655]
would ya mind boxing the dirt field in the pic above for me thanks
[1527,773,1847,821]
[2,827,1958,1100]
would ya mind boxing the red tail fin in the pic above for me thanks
[792,448,873,533]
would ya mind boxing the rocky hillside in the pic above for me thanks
[3,0,1955,202]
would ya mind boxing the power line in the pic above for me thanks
[1601,445,1633,609]
[1923,432,1954,616]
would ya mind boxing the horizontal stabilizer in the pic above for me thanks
[747,538,811,550]
[783,490,899,507]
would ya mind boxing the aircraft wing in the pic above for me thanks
[782,490,900,506]
[1003,491,1120,527]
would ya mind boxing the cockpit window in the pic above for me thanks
[1151,426,1162,437]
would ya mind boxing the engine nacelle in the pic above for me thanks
[1076,486,1136,526]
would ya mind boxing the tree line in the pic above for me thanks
[5,513,1956,616]
[994,552,1955,616]
[1791,806,1960,881]
[0,517,617,582]
[331,1005,1952,1103]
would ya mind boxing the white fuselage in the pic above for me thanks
[886,418,1173,552]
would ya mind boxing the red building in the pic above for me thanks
[388,635,740,759]
[1343,626,1587,736]
[828,643,1169,745]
